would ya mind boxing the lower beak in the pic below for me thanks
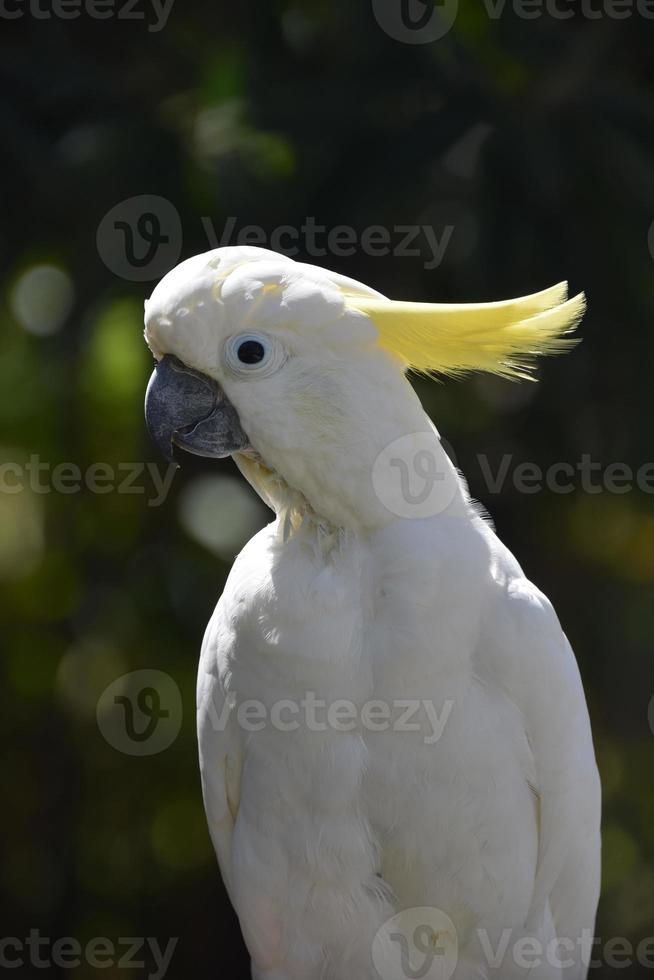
[144,354,249,464]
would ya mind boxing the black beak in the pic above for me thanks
[144,354,249,465]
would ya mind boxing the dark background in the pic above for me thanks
[2,1,654,977]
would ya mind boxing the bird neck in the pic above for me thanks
[234,409,468,535]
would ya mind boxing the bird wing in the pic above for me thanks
[196,524,290,974]
[499,572,601,954]
[197,606,243,908]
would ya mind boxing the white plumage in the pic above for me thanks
[144,247,601,980]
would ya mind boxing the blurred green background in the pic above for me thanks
[1,2,654,977]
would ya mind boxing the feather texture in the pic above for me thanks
[346,283,584,379]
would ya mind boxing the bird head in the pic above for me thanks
[144,246,583,529]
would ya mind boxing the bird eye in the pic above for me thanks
[237,339,265,364]
[224,332,287,377]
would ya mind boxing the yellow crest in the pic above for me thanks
[345,282,584,380]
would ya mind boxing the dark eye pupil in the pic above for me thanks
[237,340,265,364]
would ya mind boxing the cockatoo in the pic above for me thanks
[143,247,600,980]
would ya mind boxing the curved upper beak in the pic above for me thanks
[144,354,249,465]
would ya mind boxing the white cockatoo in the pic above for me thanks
[143,247,600,980]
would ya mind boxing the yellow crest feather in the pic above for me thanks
[346,282,584,380]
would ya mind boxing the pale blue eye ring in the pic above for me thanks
[223,332,287,377]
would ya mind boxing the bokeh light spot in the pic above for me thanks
[178,474,268,559]
[10,264,75,336]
